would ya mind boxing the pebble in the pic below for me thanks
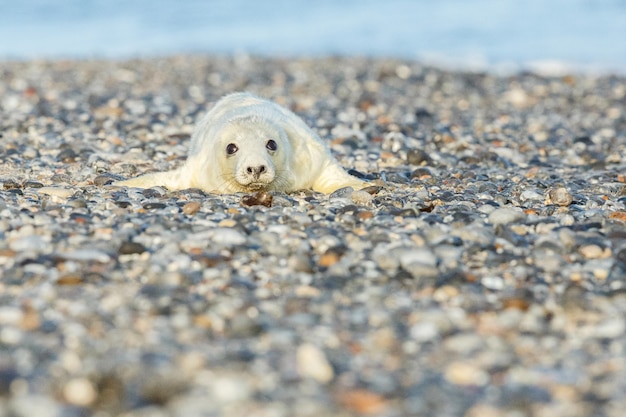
[8,395,63,417]
[296,344,334,383]
[9,235,49,252]
[62,378,97,406]
[241,190,273,207]
[58,249,111,263]
[546,187,573,206]
[37,186,76,198]
[351,189,374,205]
[210,228,247,245]
[406,148,432,165]
[118,241,147,255]
[444,362,489,386]
[182,201,201,215]
[488,207,525,225]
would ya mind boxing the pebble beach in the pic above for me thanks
[1,55,626,416]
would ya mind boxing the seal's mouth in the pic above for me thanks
[243,182,270,191]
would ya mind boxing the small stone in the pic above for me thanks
[23,181,44,188]
[319,252,340,267]
[57,148,78,163]
[2,179,20,189]
[143,202,166,210]
[211,228,247,245]
[488,207,525,225]
[351,190,374,205]
[241,190,272,207]
[0,306,22,325]
[481,276,504,290]
[546,187,573,206]
[9,395,63,417]
[360,185,382,195]
[93,174,116,186]
[182,201,201,215]
[520,189,544,202]
[329,186,354,199]
[294,285,321,298]
[609,211,626,222]
[119,241,147,255]
[56,273,84,285]
[58,249,111,263]
[445,362,489,386]
[38,186,76,199]
[142,187,167,198]
[337,389,387,414]
[356,211,374,220]
[579,244,610,259]
[411,167,433,179]
[407,148,432,165]
[296,343,334,383]
[63,378,97,406]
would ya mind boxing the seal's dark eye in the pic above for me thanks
[226,143,238,155]
[266,139,277,152]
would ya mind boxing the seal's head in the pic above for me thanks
[217,116,291,192]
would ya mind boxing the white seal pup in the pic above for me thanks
[115,92,366,194]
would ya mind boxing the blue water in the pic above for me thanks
[1,0,625,73]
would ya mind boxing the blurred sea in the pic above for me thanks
[1,0,625,74]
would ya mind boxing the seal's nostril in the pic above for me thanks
[247,165,266,177]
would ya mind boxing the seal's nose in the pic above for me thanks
[246,165,266,179]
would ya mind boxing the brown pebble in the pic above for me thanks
[182,201,201,215]
[411,167,433,180]
[319,252,340,267]
[241,190,273,207]
[337,389,388,414]
[546,187,573,206]
[318,246,347,267]
[57,273,83,285]
[357,211,374,220]
[502,297,530,311]
[20,305,40,331]
[2,179,20,189]
[361,185,382,195]
[192,253,229,267]
[609,211,626,222]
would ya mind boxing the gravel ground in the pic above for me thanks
[1,55,626,417]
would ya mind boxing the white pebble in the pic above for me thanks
[63,378,97,406]
[481,276,504,290]
[59,249,111,263]
[351,190,374,205]
[9,395,62,417]
[488,207,525,225]
[37,187,76,199]
[9,235,48,252]
[210,228,247,245]
[0,306,23,325]
[297,343,334,383]
[520,189,543,201]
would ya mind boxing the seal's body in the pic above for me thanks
[115,92,366,194]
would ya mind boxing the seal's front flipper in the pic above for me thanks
[311,162,367,194]
[113,168,184,191]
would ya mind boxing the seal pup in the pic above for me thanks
[115,92,366,194]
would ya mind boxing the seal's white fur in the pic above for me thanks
[115,92,366,194]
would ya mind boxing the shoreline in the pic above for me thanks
[1,55,625,416]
